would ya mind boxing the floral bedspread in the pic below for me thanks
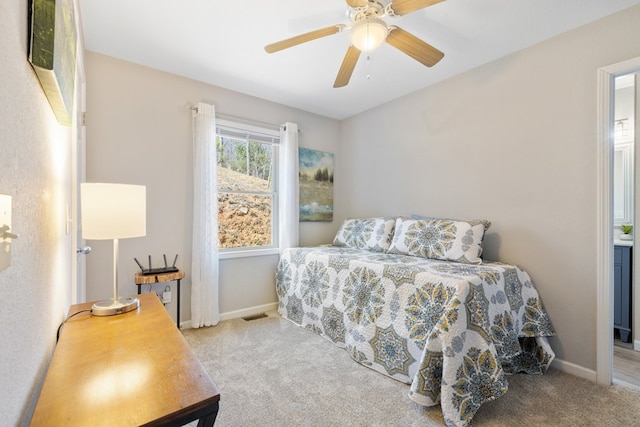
[275,246,555,427]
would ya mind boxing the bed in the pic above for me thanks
[275,216,555,427]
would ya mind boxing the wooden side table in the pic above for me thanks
[30,293,220,426]
[135,270,185,328]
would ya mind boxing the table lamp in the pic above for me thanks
[81,183,146,316]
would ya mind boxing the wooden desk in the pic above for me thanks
[30,293,220,427]
[135,270,184,328]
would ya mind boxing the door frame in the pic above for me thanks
[70,4,87,305]
[596,56,640,385]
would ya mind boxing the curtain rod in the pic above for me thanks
[190,106,302,133]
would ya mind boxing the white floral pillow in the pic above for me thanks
[410,214,491,232]
[387,217,486,264]
[333,217,396,252]
[410,214,491,258]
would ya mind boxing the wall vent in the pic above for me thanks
[242,313,268,321]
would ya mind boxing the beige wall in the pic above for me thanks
[338,5,640,371]
[84,52,341,323]
[0,0,76,424]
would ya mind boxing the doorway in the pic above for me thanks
[612,73,638,386]
[597,57,640,386]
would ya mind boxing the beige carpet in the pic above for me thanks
[182,312,640,426]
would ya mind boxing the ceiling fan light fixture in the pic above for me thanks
[350,18,388,52]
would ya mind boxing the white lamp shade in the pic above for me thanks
[350,18,388,52]
[81,183,146,240]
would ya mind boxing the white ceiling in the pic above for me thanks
[78,0,640,120]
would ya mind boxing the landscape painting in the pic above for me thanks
[29,0,77,126]
[299,148,334,222]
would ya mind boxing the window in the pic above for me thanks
[216,119,279,255]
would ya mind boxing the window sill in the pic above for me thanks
[219,247,280,260]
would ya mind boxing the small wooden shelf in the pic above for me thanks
[134,269,184,285]
[135,269,184,328]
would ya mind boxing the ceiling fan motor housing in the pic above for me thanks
[349,0,388,22]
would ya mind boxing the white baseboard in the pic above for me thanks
[550,357,597,382]
[634,340,640,351]
[180,302,279,329]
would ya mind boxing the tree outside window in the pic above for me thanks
[216,131,278,250]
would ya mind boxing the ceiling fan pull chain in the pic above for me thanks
[364,22,370,80]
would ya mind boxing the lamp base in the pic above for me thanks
[91,296,140,316]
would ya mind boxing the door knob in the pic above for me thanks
[77,246,91,255]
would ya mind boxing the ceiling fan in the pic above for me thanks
[265,0,446,88]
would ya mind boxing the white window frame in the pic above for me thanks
[216,118,280,259]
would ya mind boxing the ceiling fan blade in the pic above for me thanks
[390,0,445,16]
[345,0,368,7]
[334,45,361,88]
[265,25,342,53]
[386,27,444,67]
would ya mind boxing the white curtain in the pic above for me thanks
[191,102,220,328]
[279,122,300,251]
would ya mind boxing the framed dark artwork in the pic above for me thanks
[29,0,77,126]
[299,147,334,222]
